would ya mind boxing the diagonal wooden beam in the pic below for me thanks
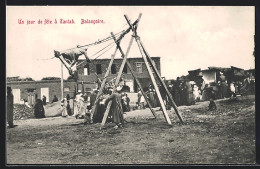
[140,42,184,124]
[111,32,156,118]
[57,55,71,73]
[124,14,172,125]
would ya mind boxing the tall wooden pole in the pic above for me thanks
[141,43,184,124]
[61,62,64,100]
[137,42,172,125]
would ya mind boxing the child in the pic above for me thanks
[208,98,217,111]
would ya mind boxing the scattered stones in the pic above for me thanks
[13,104,34,120]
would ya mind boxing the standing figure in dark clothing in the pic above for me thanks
[121,93,127,112]
[66,94,72,116]
[159,85,167,105]
[52,95,58,103]
[208,88,217,111]
[66,94,70,101]
[42,95,47,105]
[147,84,156,107]
[89,90,100,123]
[34,99,45,118]
[105,90,124,128]
[148,89,157,108]
[7,87,14,128]
[137,88,142,108]
[173,78,181,106]
[89,90,98,109]
[208,99,217,110]
[184,80,195,106]
[96,77,102,90]
[92,95,106,123]
[125,94,130,112]
[180,80,186,106]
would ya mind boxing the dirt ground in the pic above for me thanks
[6,95,255,164]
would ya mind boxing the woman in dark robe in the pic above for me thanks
[34,99,45,118]
[185,81,195,106]
[147,89,156,108]
[42,95,47,105]
[92,97,106,123]
[105,91,124,128]
[125,94,131,111]
[7,87,14,128]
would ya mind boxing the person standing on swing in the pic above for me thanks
[54,45,91,75]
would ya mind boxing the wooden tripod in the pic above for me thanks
[91,13,183,127]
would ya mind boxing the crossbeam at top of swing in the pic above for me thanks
[115,19,139,42]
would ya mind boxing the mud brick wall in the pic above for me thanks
[7,80,96,104]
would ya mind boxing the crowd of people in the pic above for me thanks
[134,76,255,110]
[6,75,254,129]
[166,76,255,107]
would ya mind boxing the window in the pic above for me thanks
[64,87,70,92]
[96,64,102,74]
[111,64,117,74]
[12,89,21,104]
[123,64,127,74]
[41,88,49,102]
[84,64,90,75]
[136,62,143,73]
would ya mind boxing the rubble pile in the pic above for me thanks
[13,104,34,120]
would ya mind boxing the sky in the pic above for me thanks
[6,6,255,80]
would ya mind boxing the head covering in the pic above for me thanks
[7,87,12,92]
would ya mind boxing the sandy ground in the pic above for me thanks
[6,95,255,164]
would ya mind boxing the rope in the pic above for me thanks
[76,42,116,67]
[37,29,125,62]
[39,21,133,62]
[36,56,56,61]
[60,29,125,52]
[92,43,116,60]
[91,42,115,58]
[76,30,127,68]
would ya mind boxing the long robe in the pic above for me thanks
[185,81,195,106]
[7,93,14,124]
[147,91,156,108]
[106,93,124,125]
[34,99,45,118]
[92,99,106,123]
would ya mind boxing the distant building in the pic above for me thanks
[6,79,96,104]
[7,57,161,104]
[187,66,254,85]
[76,57,161,92]
[246,69,255,81]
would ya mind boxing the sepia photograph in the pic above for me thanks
[6,6,255,164]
